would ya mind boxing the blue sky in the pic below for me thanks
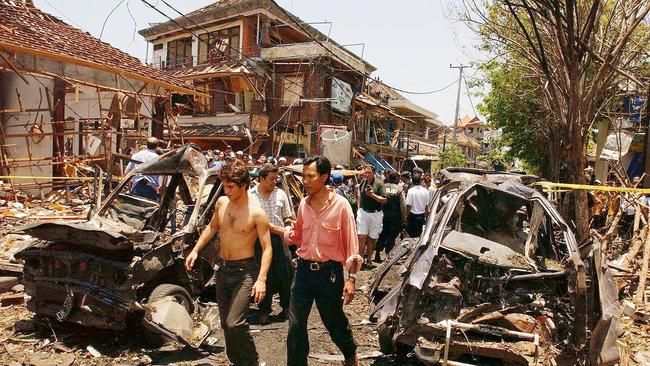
[33,0,483,124]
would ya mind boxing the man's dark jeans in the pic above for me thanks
[131,180,158,201]
[376,212,402,256]
[258,233,293,315]
[215,258,259,366]
[407,212,426,238]
[287,260,357,366]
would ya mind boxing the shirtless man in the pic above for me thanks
[185,159,272,366]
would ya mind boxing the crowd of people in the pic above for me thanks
[124,141,438,366]
[589,175,648,237]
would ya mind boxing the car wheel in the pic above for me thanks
[143,284,194,347]
[148,283,194,313]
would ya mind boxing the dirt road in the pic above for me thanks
[0,267,403,366]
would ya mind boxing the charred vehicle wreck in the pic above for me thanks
[370,168,620,365]
[15,146,225,347]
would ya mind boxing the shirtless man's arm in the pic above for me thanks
[252,208,272,304]
[185,198,222,271]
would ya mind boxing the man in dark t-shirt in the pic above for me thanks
[375,170,406,262]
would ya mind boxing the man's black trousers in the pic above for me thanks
[286,260,357,366]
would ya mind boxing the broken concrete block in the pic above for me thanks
[0,276,19,291]
[11,284,24,293]
[621,300,636,317]
[1,292,24,306]
[140,355,153,365]
[86,345,102,357]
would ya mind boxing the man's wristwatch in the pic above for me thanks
[348,273,357,280]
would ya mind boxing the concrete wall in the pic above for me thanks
[1,72,55,191]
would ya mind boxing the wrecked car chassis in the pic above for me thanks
[16,146,220,344]
[370,169,620,365]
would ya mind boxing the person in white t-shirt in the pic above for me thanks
[404,174,430,238]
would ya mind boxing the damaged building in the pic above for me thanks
[0,0,199,196]
[138,0,449,170]
[138,0,376,163]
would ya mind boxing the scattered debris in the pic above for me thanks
[309,351,382,362]
[86,344,102,358]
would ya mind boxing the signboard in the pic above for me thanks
[331,77,353,114]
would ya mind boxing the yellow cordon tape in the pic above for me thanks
[534,181,650,194]
[0,176,124,181]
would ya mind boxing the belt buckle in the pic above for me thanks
[309,262,320,271]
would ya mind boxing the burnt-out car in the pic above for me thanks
[15,146,225,346]
[370,168,620,365]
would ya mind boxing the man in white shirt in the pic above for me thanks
[249,163,294,324]
[404,174,430,238]
[125,137,161,201]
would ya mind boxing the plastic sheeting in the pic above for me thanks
[600,130,634,160]
[321,128,351,166]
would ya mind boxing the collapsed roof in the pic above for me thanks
[0,0,197,95]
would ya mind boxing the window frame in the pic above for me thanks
[197,25,241,65]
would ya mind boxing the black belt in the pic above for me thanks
[297,258,340,271]
[215,257,257,268]
[361,208,382,213]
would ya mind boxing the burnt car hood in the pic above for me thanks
[21,218,157,251]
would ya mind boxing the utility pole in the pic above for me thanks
[450,64,468,145]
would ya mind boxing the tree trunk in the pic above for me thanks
[567,126,589,242]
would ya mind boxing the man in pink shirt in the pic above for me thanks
[284,156,362,366]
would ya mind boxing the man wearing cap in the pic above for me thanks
[249,163,294,324]
[125,137,162,201]
[284,156,361,366]
[236,151,244,161]
[277,157,288,167]
[357,165,387,268]
[333,172,356,217]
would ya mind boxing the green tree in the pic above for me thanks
[476,61,552,175]
[475,137,516,171]
[436,145,468,171]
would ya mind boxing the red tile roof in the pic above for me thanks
[0,0,198,95]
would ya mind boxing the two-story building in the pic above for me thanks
[354,80,445,170]
[138,0,376,160]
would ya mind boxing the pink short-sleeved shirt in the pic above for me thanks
[285,188,362,271]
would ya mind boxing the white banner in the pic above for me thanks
[331,77,353,113]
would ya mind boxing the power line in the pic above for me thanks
[98,0,126,40]
[386,79,458,95]
[462,74,478,117]
[270,0,457,96]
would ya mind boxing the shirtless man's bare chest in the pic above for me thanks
[217,199,261,260]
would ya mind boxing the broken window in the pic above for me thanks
[167,37,192,69]
[282,75,304,107]
[197,26,241,64]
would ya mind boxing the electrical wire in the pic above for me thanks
[462,74,478,117]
